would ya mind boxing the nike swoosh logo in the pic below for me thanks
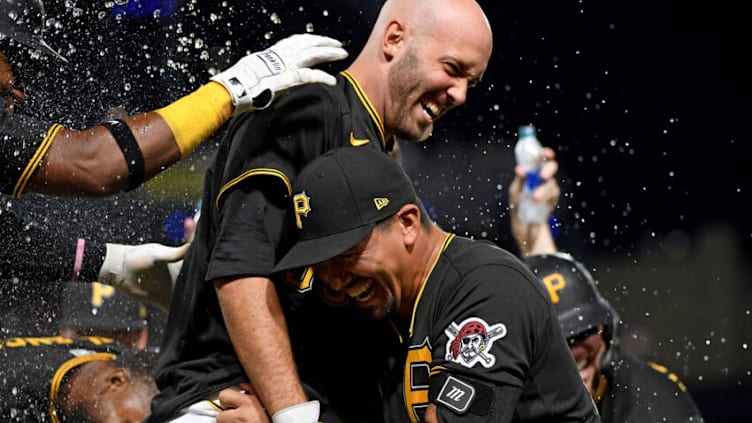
[349,132,370,146]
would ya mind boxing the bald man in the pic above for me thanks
[148,1,493,422]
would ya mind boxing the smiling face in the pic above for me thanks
[567,325,607,395]
[314,223,401,321]
[381,1,492,142]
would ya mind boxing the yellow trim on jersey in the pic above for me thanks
[215,168,292,210]
[13,123,62,198]
[408,233,455,337]
[592,374,608,404]
[648,361,688,392]
[49,352,117,423]
[340,71,386,147]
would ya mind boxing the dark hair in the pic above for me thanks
[374,199,433,232]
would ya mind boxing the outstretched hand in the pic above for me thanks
[97,242,189,310]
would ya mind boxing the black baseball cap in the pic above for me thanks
[273,147,418,272]
[59,282,148,333]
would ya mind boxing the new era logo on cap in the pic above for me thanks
[374,197,389,210]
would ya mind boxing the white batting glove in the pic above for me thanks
[211,33,348,115]
[98,243,189,311]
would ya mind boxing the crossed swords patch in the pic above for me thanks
[445,317,507,368]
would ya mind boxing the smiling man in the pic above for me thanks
[272,147,599,422]
[149,0,494,421]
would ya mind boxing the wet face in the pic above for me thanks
[314,222,401,321]
[64,362,154,423]
[383,5,492,142]
[85,392,152,423]
[567,325,607,395]
[0,51,26,112]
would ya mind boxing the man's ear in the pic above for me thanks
[383,20,406,61]
[106,368,130,392]
[397,204,421,246]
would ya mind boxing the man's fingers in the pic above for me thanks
[271,33,348,67]
[276,33,343,50]
[293,46,348,67]
[539,157,558,181]
[294,68,337,85]
[533,178,560,208]
[217,388,269,423]
[154,243,191,262]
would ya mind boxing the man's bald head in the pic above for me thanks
[348,0,493,141]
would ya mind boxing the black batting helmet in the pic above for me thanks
[0,0,66,61]
[525,252,619,349]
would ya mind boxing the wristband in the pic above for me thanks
[155,82,233,158]
[271,400,320,423]
[71,238,85,282]
[102,119,145,191]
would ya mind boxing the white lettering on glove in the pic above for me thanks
[211,33,348,115]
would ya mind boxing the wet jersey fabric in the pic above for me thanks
[599,348,704,423]
[384,235,600,422]
[0,336,119,423]
[0,110,59,198]
[149,72,392,422]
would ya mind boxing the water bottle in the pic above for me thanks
[514,125,549,223]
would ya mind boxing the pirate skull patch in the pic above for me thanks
[445,317,507,368]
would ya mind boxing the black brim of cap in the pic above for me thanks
[558,303,612,339]
[273,223,375,273]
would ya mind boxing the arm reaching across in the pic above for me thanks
[97,242,189,310]
[2,34,347,197]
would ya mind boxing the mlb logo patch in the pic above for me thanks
[436,376,475,414]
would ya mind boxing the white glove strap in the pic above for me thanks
[98,243,130,287]
[210,49,287,112]
[271,400,319,423]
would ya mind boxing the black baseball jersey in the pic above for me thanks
[149,72,392,422]
[598,348,704,423]
[0,110,60,198]
[0,110,106,285]
[0,336,119,423]
[384,235,599,422]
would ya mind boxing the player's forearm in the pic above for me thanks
[29,83,231,197]
[216,276,307,416]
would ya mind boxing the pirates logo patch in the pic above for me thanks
[445,317,507,368]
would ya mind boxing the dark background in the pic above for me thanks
[2,0,749,420]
